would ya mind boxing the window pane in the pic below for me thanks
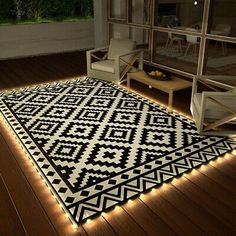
[154,0,204,32]
[109,24,150,60]
[130,27,150,60]
[109,0,127,20]
[203,39,236,75]
[152,30,200,74]
[128,0,151,25]
[109,24,130,39]
[208,0,236,37]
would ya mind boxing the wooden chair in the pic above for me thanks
[86,38,143,84]
[191,75,236,136]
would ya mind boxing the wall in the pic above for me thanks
[93,0,108,48]
[0,20,94,59]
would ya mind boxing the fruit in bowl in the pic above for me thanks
[147,70,169,80]
[148,71,155,76]
[156,71,163,77]
[148,70,163,78]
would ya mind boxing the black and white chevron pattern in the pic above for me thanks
[0,78,235,225]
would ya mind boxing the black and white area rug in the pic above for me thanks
[1,78,236,225]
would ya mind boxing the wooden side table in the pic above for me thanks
[127,70,192,111]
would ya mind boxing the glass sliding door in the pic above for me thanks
[152,0,204,75]
[130,27,150,60]
[203,39,236,76]
[203,0,236,75]
[107,0,236,78]
[152,30,200,74]
[128,0,151,25]
[109,0,127,21]
[154,0,204,31]
[208,0,236,37]
[109,23,130,39]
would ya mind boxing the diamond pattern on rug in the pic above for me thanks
[48,140,88,163]
[75,108,108,122]
[109,111,141,125]
[87,144,131,170]
[145,113,174,127]
[28,119,63,135]
[42,105,76,119]
[117,98,144,110]
[14,104,44,116]
[85,97,115,108]
[99,125,136,144]
[1,77,235,225]
[57,95,84,105]
[61,122,99,140]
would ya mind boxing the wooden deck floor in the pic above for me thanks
[0,51,236,236]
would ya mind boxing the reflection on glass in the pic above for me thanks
[109,0,127,20]
[109,24,150,60]
[204,39,236,75]
[128,0,151,25]
[109,24,130,39]
[152,31,199,74]
[208,0,236,37]
[154,0,204,31]
[130,27,150,60]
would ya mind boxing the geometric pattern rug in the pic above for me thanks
[0,77,235,225]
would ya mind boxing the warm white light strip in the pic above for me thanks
[87,147,234,224]
[0,112,78,229]
[1,78,235,228]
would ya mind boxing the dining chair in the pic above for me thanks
[165,25,184,53]
[184,28,199,57]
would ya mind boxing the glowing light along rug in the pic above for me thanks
[0,78,235,225]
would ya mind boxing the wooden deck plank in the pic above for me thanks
[162,182,236,235]
[171,176,236,231]
[82,216,117,236]
[184,170,236,210]
[209,161,236,181]
[102,206,148,236]
[28,57,63,81]
[210,162,236,181]
[1,60,33,86]
[0,134,58,236]
[0,62,24,89]
[122,198,178,236]
[198,163,236,195]
[139,189,204,235]
[0,123,89,236]
[0,51,235,235]
[0,174,27,236]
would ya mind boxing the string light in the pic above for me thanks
[101,212,106,217]
[86,219,92,224]
[1,77,235,231]
[194,1,198,6]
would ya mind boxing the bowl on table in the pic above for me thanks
[146,70,171,81]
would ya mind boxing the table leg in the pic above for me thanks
[168,91,173,111]
[127,77,131,89]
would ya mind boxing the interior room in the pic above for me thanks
[0,0,236,235]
